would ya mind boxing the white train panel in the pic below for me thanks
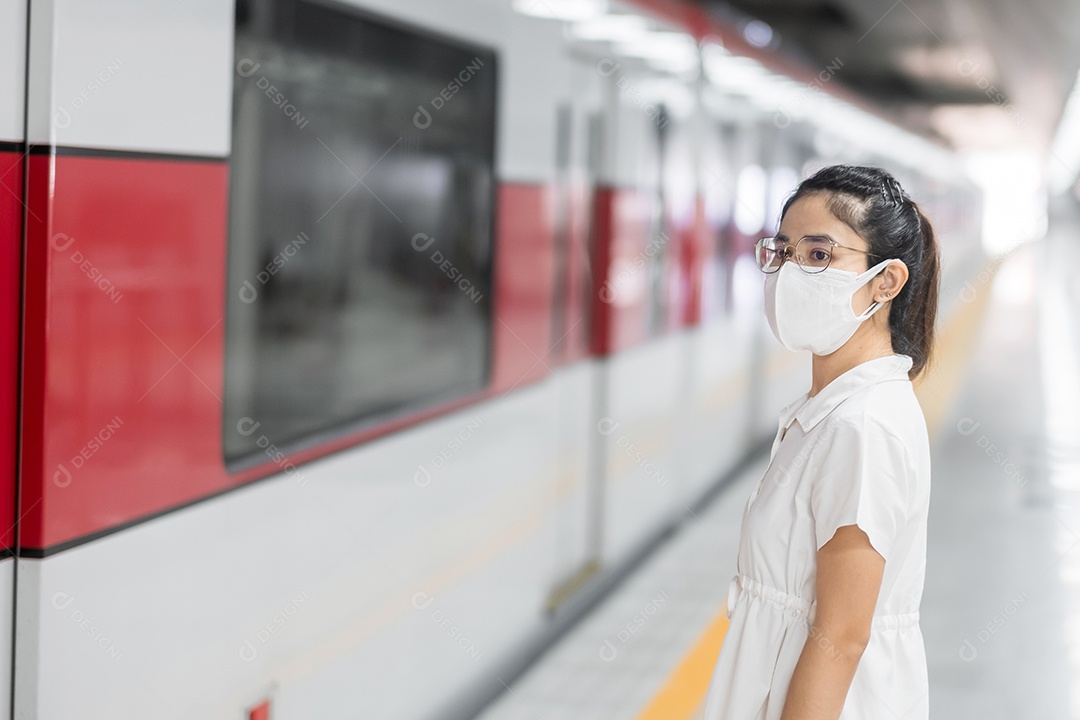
[0,1,26,143]
[26,0,233,155]
[18,378,588,719]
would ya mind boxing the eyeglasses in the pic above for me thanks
[754,235,880,274]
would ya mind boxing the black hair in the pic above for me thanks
[780,164,941,380]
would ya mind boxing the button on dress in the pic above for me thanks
[702,353,931,720]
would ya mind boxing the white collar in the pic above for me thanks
[778,353,914,433]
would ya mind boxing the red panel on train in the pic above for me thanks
[20,152,231,550]
[0,150,22,551]
[490,183,556,392]
[590,187,652,355]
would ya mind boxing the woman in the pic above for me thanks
[702,164,940,720]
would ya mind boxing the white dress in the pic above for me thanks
[702,353,931,720]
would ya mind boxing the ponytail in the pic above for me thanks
[893,203,940,380]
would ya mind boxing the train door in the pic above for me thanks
[655,78,705,502]
[586,43,695,568]
[543,56,604,612]
[711,106,767,451]
[0,2,24,718]
[679,79,750,493]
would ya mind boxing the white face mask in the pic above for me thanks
[763,256,898,355]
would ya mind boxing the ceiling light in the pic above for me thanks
[569,13,650,42]
[742,19,773,48]
[513,0,608,22]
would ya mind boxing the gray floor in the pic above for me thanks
[925,225,1080,719]
[475,219,1080,720]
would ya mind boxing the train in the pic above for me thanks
[0,0,984,718]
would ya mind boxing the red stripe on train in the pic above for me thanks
[19,154,559,551]
[591,186,649,355]
[0,150,22,550]
[490,183,556,391]
[590,185,714,355]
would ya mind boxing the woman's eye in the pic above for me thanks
[810,249,829,262]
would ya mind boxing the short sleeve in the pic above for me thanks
[808,417,913,562]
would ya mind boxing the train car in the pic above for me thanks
[0,0,982,718]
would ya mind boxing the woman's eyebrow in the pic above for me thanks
[775,233,835,243]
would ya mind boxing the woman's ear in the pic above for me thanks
[875,260,909,303]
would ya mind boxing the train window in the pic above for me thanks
[224,0,497,466]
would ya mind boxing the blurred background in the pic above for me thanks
[1,0,1078,718]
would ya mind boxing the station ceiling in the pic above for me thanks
[695,0,1080,156]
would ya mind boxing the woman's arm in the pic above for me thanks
[779,524,886,720]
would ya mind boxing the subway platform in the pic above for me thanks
[473,221,1080,720]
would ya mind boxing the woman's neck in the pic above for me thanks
[809,324,895,398]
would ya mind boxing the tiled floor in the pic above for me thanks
[474,220,1080,720]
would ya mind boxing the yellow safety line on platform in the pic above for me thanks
[913,284,996,441]
[633,605,730,720]
[633,255,1004,720]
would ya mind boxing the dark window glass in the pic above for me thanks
[224,0,497,466]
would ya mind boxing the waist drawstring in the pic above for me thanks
[726,573,920,630]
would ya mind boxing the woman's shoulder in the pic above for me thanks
[820,380,929,462]
[815,384,931,501]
